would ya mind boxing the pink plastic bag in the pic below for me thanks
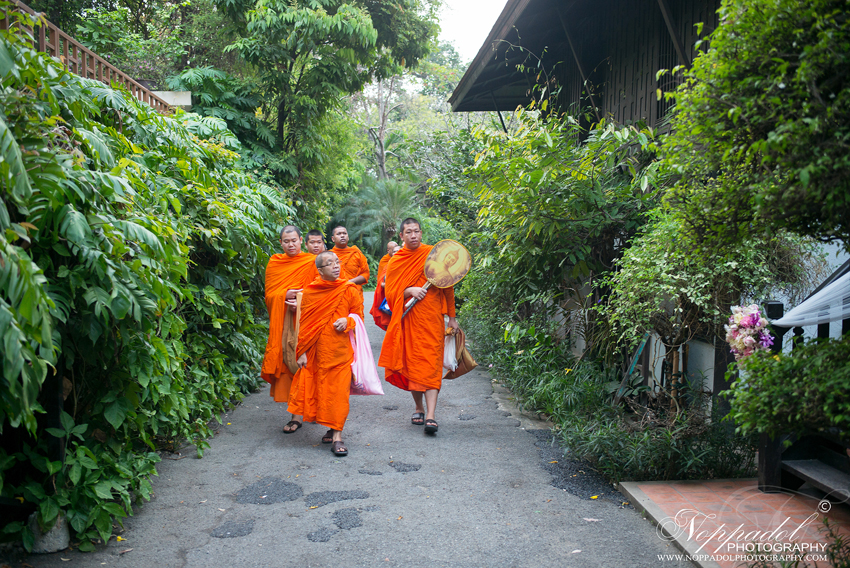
[348,314,384,396]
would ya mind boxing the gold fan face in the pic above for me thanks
[423,240,472,288]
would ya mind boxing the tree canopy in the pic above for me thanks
[664,0,850,248]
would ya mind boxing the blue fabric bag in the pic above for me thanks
[379,298,392,316]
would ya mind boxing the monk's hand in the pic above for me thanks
[333,317,348,332]
[405,286,427,301]
[448,316,459,332]
[286,289,300,301]
[296,353,307,369]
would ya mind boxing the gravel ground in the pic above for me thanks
[529,430,629,505]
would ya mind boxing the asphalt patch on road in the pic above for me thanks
[211,519,254,538]
[389,461,421,473]
[236,477,303,504]
[306,527,338,542]
[458,414,476,421]
[358,469,383,475]
[529,429,625,503]
[332,508,363,529]
[304,490,369,508]
[382,405,399,410]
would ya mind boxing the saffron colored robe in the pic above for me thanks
[369,253,392,330]
[261,252,318,402]
[333,245,370,286]
[287,279,364,431]
[378,244,456,392]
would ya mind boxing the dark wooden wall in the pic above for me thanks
[552,0,720,129]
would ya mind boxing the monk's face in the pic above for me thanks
[332,227,349,248]
[317,253,341,281]
[400,223,422,250]
[392,245,401,255]
[386,241,398,256]
[280,230,302,257]
[306,235,324,255]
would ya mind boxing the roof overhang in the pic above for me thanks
[449,0,582,112]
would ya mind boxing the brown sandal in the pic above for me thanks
[283,420,302,433]
[321,429,333,444]
[331,441,348,456]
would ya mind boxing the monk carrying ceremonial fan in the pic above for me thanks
[379,218,471,435]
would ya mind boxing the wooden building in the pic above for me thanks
[450,0,731,400]
[449,0,720,128]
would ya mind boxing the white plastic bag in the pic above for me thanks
[443,333,458,371]
[348,314,384,395]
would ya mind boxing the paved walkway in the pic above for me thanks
[26,293,691,568]
[621,479,850,568]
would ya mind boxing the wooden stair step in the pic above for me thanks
[782,459,850,503]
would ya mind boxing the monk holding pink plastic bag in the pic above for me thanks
[348,314,384,395]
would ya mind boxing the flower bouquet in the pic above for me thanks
[725,304,774,361]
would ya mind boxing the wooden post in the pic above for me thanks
[656,0,691,68]
[758,433,783,492]
[670,347,680,409]
[759,301,786,493]
[555,6,602,124]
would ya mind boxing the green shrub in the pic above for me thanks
[461,272,756,484]
[1,12,292,549]
[726,335,850,438]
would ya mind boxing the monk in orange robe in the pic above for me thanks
[330,225,369,289]
[305,229,326,254]
[369,240,398,330]
[261,225,318,433]
[379,218,458,435]
[288,251,364,456]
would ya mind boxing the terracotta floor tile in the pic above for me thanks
[671,482,714,492]
[686,492,725,503]
[650,492,692,504]
[638,485,679,497]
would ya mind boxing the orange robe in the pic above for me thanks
[378,244,456,392]
[261,252,318,402]
[369,253,392,330]
[333,245,370,286]
[287,279,364,431]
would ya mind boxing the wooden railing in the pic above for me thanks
[0,0,171,114]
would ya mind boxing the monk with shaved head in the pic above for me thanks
[261,225,318,433]
[369,240,399,330]
[287,251,364,456]
[379,218,458,434]
[331,225,369,291]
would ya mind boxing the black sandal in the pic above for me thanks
[424,419,438,434]
[331,441,348,456]
[321,430,333,444]
[411,412,425,426]
[283,420,302,433]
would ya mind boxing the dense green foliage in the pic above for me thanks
[75,6,186,88]
[0,13,291,548]
[600,210,824,353]
[456,303,757,483]
[725,335,850,437]
[470,112,665,306]
[221,0,438,184]
[664,0,850,247]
